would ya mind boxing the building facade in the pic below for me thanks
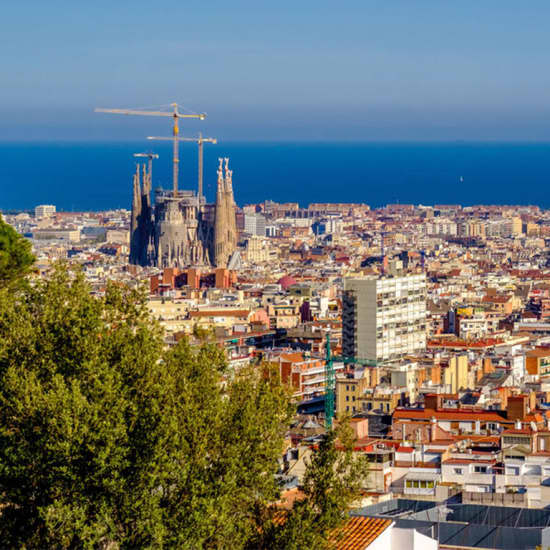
[342,274,427,362]
[34,204,56,218]
[243,213,266,236]
[130,158,237,269]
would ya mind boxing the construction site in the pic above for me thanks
[95,103,239,269]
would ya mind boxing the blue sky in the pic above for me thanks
[2,1,550,141]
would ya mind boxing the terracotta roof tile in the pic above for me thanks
[328,517,392,550]
[190,309,250,318]
[393,408,507,423]
[270,513,392,549]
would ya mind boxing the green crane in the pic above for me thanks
[324,333,336,429]
[324,332,378,429]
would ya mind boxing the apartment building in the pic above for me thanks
[267,352,344,400]
[34,204,56,218]
[243,213,266,236]
[342,274,427,362]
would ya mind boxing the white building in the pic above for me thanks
[244,213,266,236]
[342,274,427,362]
[425,218,457,236]
[34,204,56,218]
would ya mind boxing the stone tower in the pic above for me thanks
[213,158,237,267]
[130,163,153,266]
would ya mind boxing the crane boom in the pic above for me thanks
[148,137,216,143]
[94,102,206,195]
[133,153,159,186]
[95,108,206,119]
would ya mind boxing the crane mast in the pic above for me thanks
[148,133,217,201]
[325,332,335,429]
[324,332,378,429]
[95,103,205,197]
[172,116,179,196]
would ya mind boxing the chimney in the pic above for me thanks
[528,391,537,413]
[507,395,528,422]
[483,357,494,375]
[430,416,437,442]
[425,394,443,411]
[476,366,483,383]
[515,419,522,430]
[499,387,509,410]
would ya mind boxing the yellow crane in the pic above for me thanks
[95,103,205,196]
[147,132,217,201]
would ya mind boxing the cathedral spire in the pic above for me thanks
[130,164,142,265]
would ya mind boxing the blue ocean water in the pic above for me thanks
[1,142,549,211]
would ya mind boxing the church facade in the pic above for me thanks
[130,158,237,269]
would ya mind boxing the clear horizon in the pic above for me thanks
[3,1,550,142]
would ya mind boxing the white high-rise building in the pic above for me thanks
[244,213,266,236]
[342,274,427,362]
[34,205,56,218]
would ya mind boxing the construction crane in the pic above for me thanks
[133,152,159,185]
[147,132,216,200]
[324,333,336,429]
[324,332,378,429]
[95,103,205,196]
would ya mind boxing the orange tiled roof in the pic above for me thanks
[427,337,505,349]
[393,408,507,423]
[189,309,250,318]
[526,348,550,358]
[328,517,392,550]
[270,513,392,549]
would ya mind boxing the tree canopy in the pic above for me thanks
[0,214,35,287]
[0,263,368,548]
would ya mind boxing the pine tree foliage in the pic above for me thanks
[0,214,35,287]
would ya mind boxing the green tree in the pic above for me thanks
[0,214,35,287]
[254,423,370,550]
[0,264,367,548]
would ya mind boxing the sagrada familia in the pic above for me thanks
[129,158,238,268]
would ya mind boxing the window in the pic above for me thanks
[346,385,349,391]
[352,396,356,402]
[346,406,349,412]
[474,465,488,473]
[346,396,349,402]
[454,468,463,475]
[352,386,356,391]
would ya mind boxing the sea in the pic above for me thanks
[1,142,550,212]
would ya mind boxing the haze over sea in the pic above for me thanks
[1,142,550,212]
